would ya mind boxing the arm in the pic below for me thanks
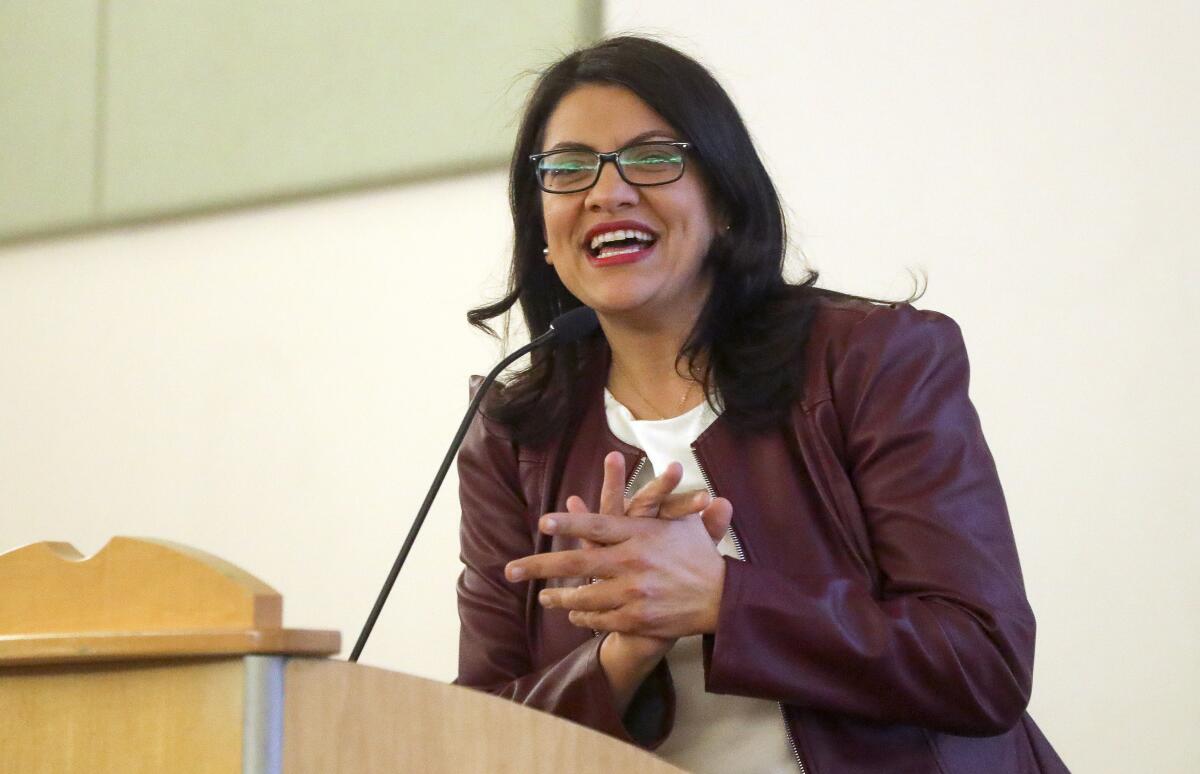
[454,410,673,746]
[705,304,1036,736]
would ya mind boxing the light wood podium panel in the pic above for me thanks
[282,658,688,774]
[0,538,687,774]
[3,657,249,774]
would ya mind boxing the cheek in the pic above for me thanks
[661,189,717,240]
[541,199,575,242]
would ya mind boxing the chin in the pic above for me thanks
[587,296,665,324]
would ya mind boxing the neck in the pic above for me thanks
[600,311,707,420]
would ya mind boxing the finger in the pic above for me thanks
[599,451,626,516]
[567,608,650,635]
[700,497,734,543]
[538,580,623,612]
[506,548,615,582]
[625,461,685,518]
[656,489,713,520]
[567,609,623,632]
[539,512,637,545]
[564,496,598,548]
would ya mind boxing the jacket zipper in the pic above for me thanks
[691,448,809,774]
[624,455,649,499]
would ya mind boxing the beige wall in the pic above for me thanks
[604,2,1198,771]
[0,173,512,682]
[2,3,1196,773]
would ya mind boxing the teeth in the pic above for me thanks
[589,228,655,251]
[595,245,643,259]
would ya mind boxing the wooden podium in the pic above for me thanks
[0,538,685,773]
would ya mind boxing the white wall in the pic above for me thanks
[1,3,1196,772]
[605,2,1199,772]
[0,173,513,681]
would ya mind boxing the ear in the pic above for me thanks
[542,246,553,265]
[711,199,734,238]
[711,220,732,244]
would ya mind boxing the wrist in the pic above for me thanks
[701,554,727,633]
[604,632,673,664]
[598,633,672,716]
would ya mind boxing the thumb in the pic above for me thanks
[699,497,733,543]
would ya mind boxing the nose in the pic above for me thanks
[584,159,639,212]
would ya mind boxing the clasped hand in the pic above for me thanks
[505,452,733,640]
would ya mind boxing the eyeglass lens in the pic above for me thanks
[536,143,685,193]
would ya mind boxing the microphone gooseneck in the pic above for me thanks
[545,305,601,343]
[349,306,598,662]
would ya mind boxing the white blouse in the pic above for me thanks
[604,390,798,773]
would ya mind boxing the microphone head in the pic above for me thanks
[548,306,599,344]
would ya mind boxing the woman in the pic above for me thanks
[456,37,1067,773]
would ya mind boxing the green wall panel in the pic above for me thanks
[0,1,97,238]
[101,0,598,220]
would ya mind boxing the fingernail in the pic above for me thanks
[507,565,525,581]
[538,590,551,605]
[541,517,557,534]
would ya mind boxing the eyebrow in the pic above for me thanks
[545,130,679,152]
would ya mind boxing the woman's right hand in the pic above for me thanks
[533,452,732,714]
[575,453,731,670]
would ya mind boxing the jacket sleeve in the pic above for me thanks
[453,404,672,747]
[705,304,1036,736]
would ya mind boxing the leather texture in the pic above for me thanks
[455,297,1069,773]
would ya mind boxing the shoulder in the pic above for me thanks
[802,292,967,407]
[459,375,521,479]
[808,293,964,354]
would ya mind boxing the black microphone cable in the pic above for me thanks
[349,306,599,662]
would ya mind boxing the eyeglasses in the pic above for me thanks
[529,141,692,194]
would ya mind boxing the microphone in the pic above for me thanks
[349,306,599,662]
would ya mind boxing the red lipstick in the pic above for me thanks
[582,220,659,267]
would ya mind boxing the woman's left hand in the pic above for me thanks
[505,499,732,638]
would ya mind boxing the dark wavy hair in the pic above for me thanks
[469,36,912,445]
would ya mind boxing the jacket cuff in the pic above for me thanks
[568,634,676,750]
[703,555,779,697]
[622,655,676,749]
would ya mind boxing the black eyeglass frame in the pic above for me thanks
[528,141,693,194]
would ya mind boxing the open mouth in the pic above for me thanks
[586,228,658,261]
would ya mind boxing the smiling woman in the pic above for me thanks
[456,36,1068,774]
[537,84,720,333]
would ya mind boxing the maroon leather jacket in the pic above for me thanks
[456,299,1068,773]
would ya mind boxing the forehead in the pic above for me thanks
[540,84,680,151]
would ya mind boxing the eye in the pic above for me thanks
[544,162,582,176]
[539,152,596,176]
[618,144,685,184]
[542,151,600,190]
[621,146,683,172]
